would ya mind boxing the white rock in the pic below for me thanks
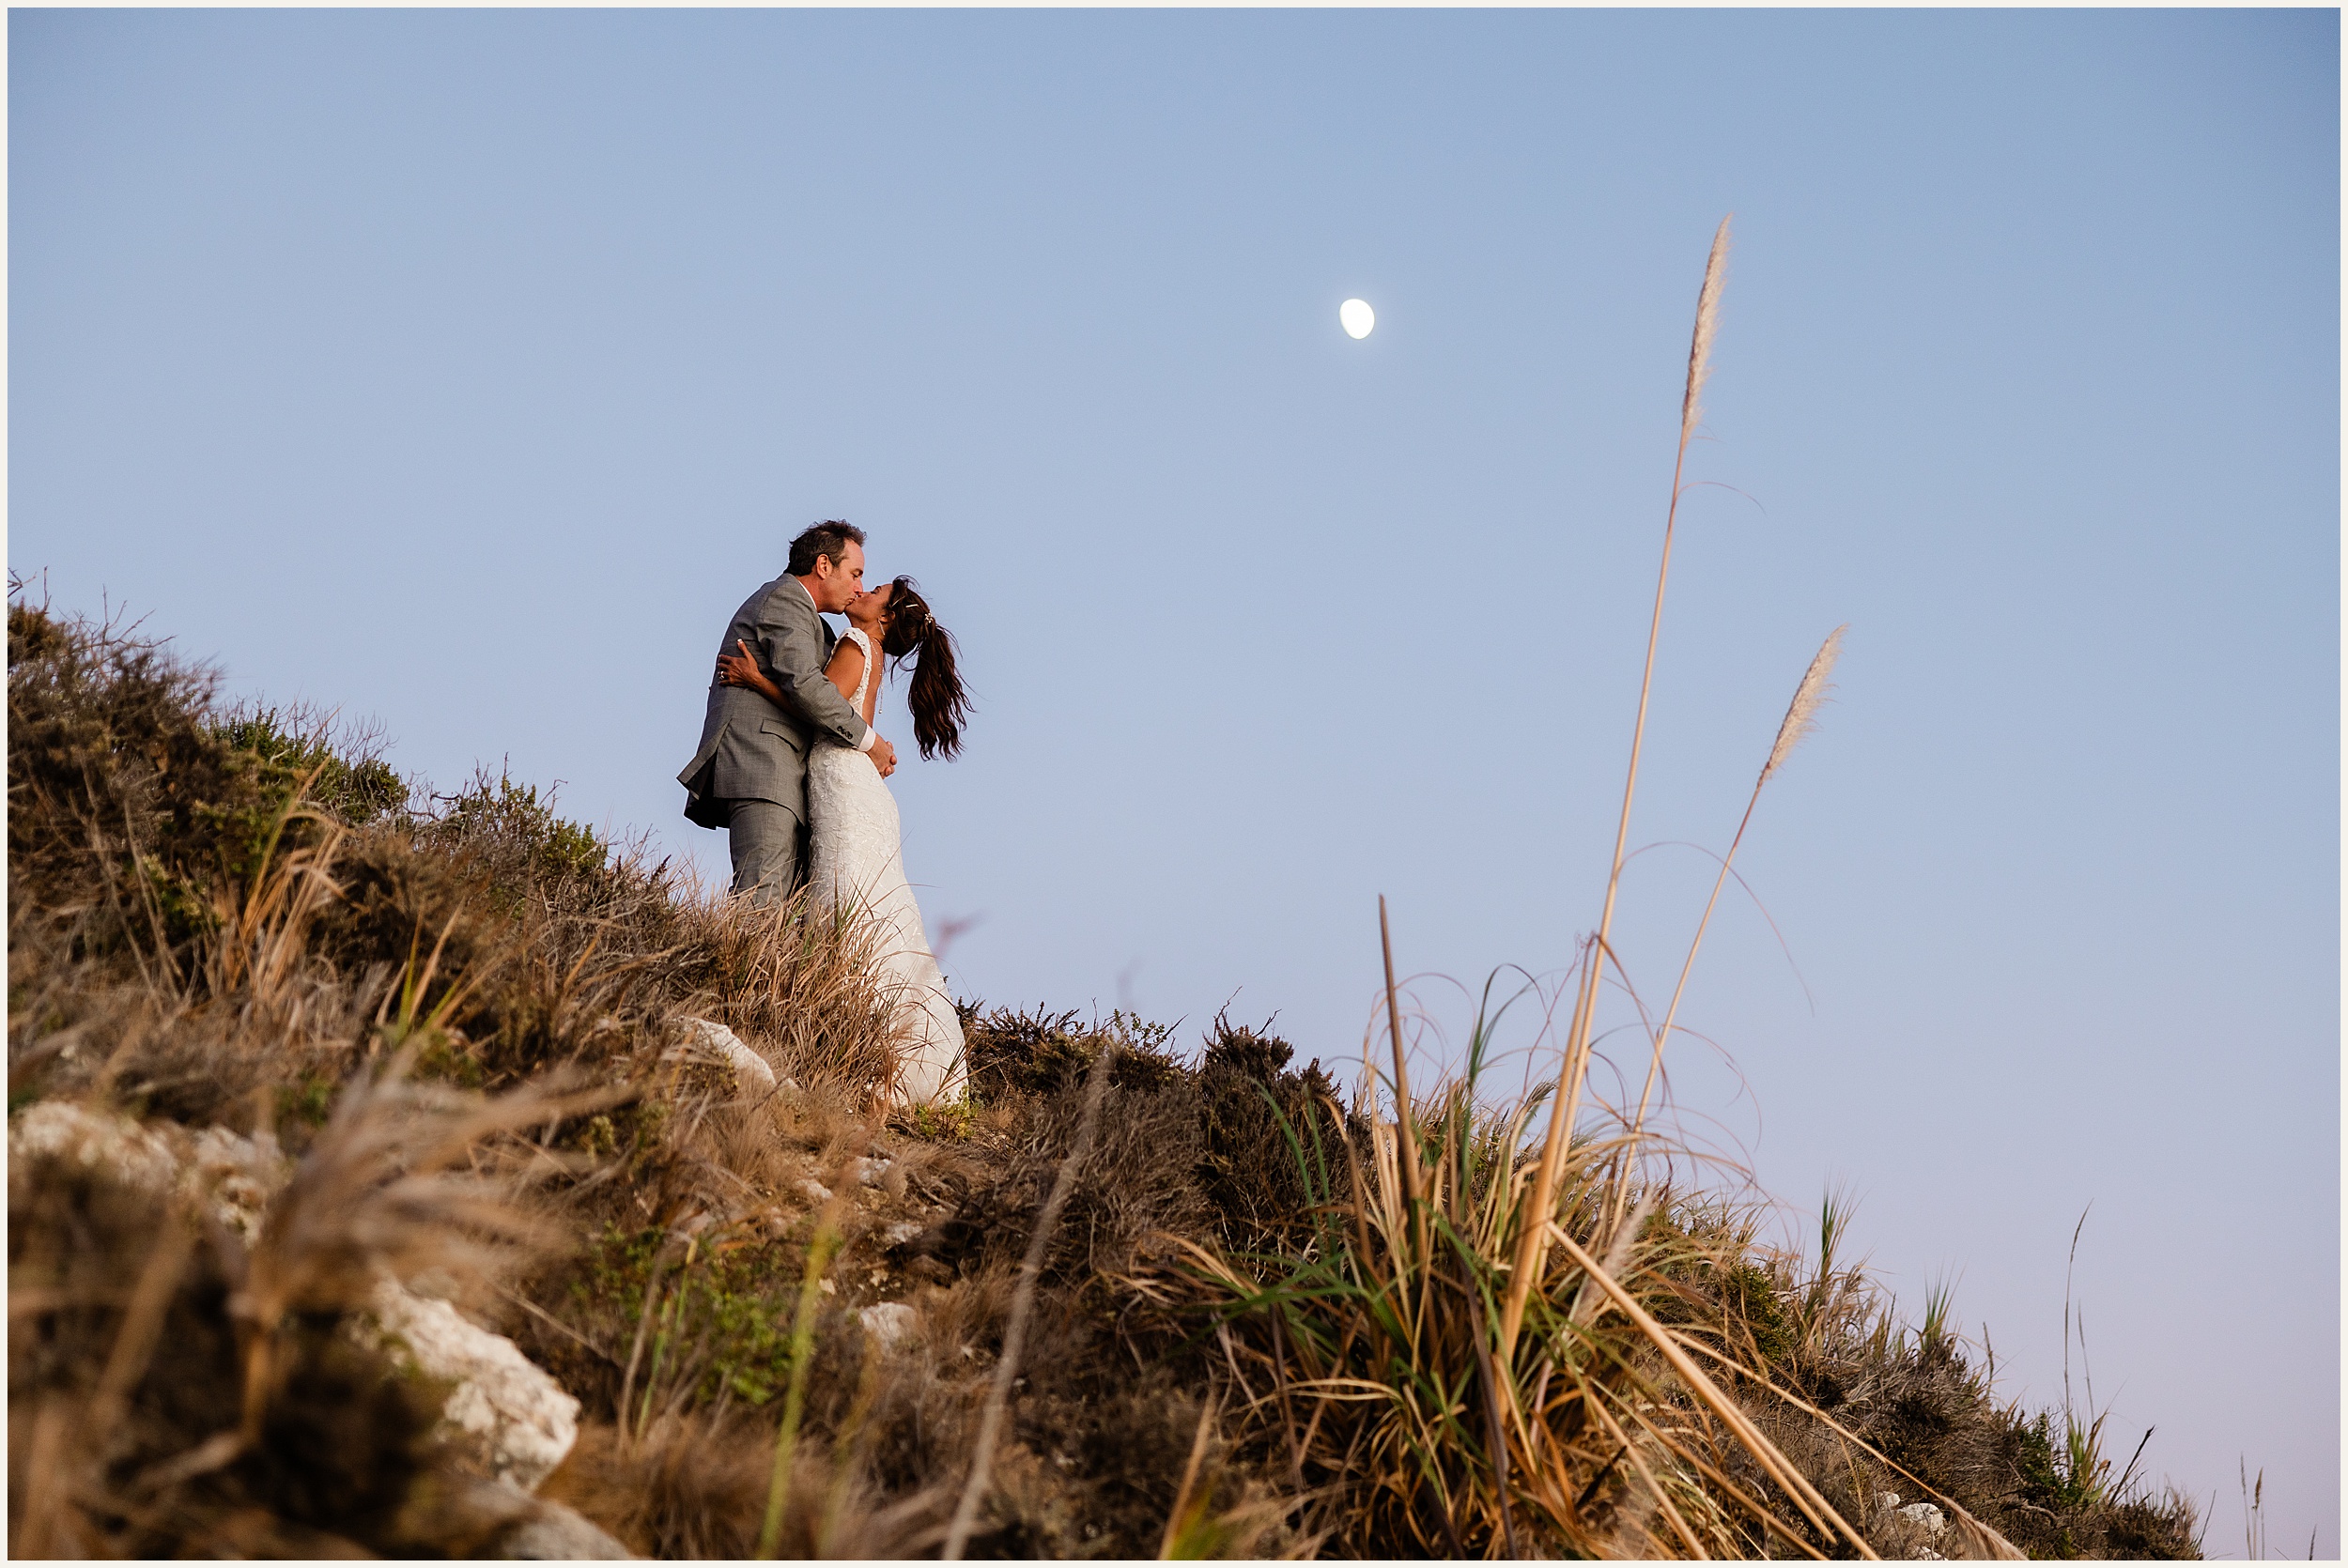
[797,1177,835,1205]
[850,1156,892,1187]
[857,1302,920,1350]
[881,1221,924,1247]
[502,1498,636,1559]
[363,1280,580,1493]
[9,1103,295,1242]
[10,1101,182,1195]
[188,1124,288,1242]
[1897,1501,1947,1538]
[673,1018,778,1099]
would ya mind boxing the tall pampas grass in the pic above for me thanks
[1504,214,1732,1353]
[1766,625,1845,783]
[1626,624,1846,1139]
[1157,1016,1895,1559]
[1681,223,1730,446]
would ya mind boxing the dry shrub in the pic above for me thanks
[8,594,259,937]
[948,1063,1207,1284]
[955,1006,1347,1261]
[8,806,402,1135]
[8,600,643,1128]
[1193,1016,1353,1252]
[543,1416,772,1556]
[542,1413,937,1559]
[842,1256,1266,1559]
[985,1359,1239,1556]
[1738,1291,2201,1560]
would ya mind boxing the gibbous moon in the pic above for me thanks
[1339,298,1375,339]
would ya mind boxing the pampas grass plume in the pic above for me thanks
[1763,623,1846,783]
[1680,216,1734,445]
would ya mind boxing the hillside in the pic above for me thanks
[7,594,2201,1560]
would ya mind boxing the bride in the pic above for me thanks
[718,575,971,1107]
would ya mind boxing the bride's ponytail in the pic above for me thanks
[878,576,970,761]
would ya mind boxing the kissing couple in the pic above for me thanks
[675,520,971,1106]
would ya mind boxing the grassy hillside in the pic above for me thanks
[7,594,2201,1559]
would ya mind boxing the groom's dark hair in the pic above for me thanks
[786,520,867,576]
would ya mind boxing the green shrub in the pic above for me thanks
[214,705,409,826]
[426,765,610,907]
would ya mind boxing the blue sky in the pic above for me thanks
[11,8,2337,1550]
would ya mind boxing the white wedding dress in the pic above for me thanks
[805,628,968,1106]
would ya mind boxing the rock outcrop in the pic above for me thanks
[501,1499,636,1559]
[8,1100,622,1554]
[360,1280,580,1492]
[672,1017,785,1099]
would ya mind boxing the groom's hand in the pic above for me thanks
[869,735,898,777]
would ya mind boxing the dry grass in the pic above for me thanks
[545,1412,947,1560]
[687,888,905,1100]
[1506,213,1736,1351]
[1148,1017,1897,1558]
[1628,623,1846,1136]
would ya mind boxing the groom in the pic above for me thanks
[677,520,898,904]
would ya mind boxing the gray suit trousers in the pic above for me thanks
[729,800,805,907]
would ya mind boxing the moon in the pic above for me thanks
[1339,298,1375,339]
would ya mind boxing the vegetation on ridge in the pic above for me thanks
[7,224,2202,1562]
[7,590,2199,1559]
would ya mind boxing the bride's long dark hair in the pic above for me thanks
[877,576,969,761]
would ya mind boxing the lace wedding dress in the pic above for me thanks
[805,628,968,1106]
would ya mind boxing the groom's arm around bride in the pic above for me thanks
[676,520,897,903]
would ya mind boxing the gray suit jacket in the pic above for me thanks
[677,575,872,827]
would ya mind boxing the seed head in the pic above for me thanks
[1763,624,1846,783]
[1680,216,1734,446]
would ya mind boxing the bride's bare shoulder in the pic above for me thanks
[822,630,867,698]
